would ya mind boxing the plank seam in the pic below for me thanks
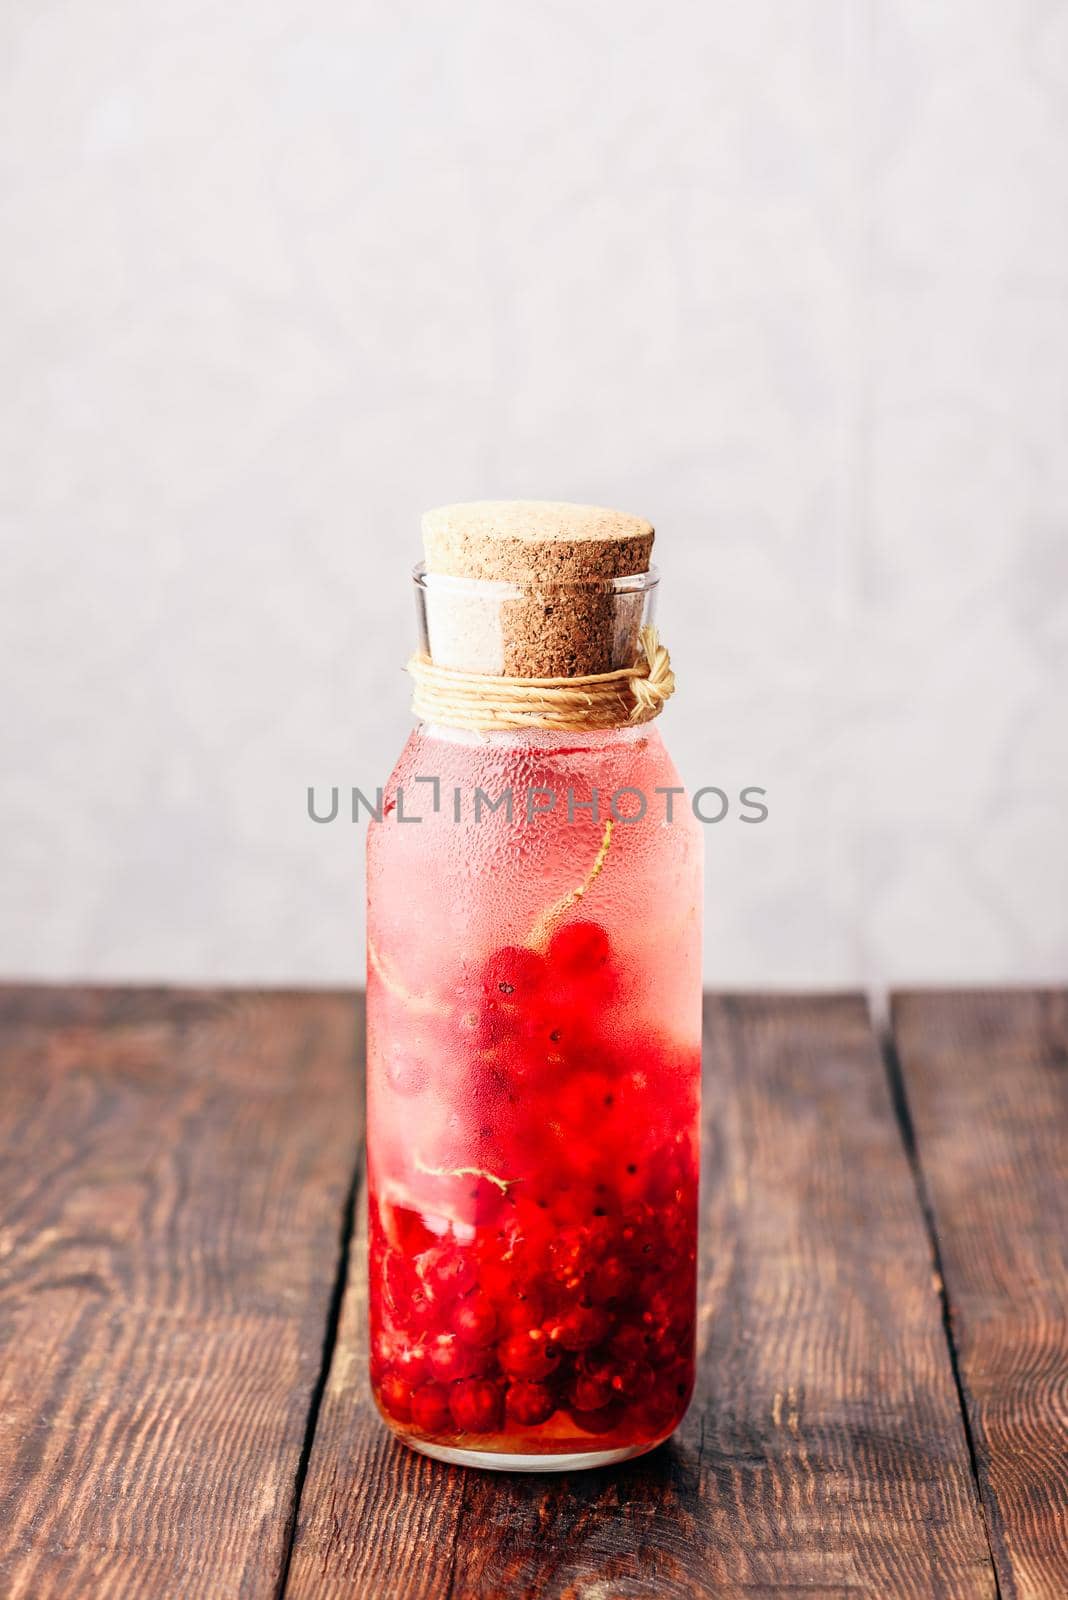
[276,1156,362,1600]
[880,1022,1004,1600]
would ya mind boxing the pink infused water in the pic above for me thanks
[367,722,702,1464]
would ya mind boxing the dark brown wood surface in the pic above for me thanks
[893,990,1068,1600]
[0,986,360,1599]
[285,995,993,1599]
[4,987,1064,1599]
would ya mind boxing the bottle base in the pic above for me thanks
[403,1435,669,1473]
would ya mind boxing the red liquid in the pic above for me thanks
[367,725,702,1461]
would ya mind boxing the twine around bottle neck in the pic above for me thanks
[407,624,675,732]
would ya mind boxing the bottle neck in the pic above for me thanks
[417,721,653,750]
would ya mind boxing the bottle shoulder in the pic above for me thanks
[378,724,692,797]
[367,721,700,852]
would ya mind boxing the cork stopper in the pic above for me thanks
[423,501,654,584]
[420,500,655,677]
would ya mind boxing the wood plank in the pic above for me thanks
[893,989,1068,1600]
[0,985,361,1600]
[286,994,993,1599]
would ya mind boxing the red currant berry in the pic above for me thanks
[589,1256,636,1306]
[406,1283,441,1332]
[370,1330,393,1382]
[498,1283,547,1333]
[568,1397,625,1434]
[381,1252,415,1313]
[505,1381,556,1426]
[427,1332,489,1381]
[506,1201,556,1263]
[633,1370,691,1432]
[420,1244,479,1302]
[498,1329,562,1381]
[547,920,611,978]
[551,1183,609,1228]
[410,1384,452,1433]
[609,1325,652,1366]
[642,1286,691,1335]
[578,1347,643,1397]
[394,1342,431,1386]
[482,946,547,1001]
[620,1207,662,1270]
[549,1220,613,1282]
[617,1156,647,1201]
[645,1321,695,1368]
[378,1371,413,1420]
[548,1070,620,1141]
[451,1293,498,1347]
[450,1378,502,1433]
[547,1303,611,1352]
[570,1372,614,1412]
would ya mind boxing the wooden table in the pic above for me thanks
[1,987,1065,1599]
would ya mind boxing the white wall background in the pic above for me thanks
[2,0,1067,989]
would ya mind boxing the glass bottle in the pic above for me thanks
[366,504,702,1470]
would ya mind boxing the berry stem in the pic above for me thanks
[413,1155,516,1195]
[529,819,614,949]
